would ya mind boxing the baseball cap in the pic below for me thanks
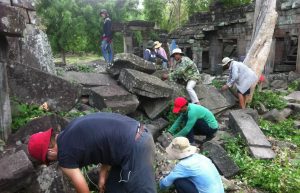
[173,97,188,114]
[27,128,53,164]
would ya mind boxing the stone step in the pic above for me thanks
[283,60,296,65]
[119,68,173,98]
[229,110,272,148]
[202,141,240,178]
[274,65,296,72]
[89,84,139,114]
[287,55,297,61]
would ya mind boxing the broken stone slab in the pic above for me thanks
[8,114,69,146]
[11,0,35,10]
[288,71,300,82]
[7,63,81,112]
[63,71,116,87]
[270,79,288,89]
[284,91,300,103]
[89,84,139,114]
[22,24,56,74]
[287,102,300,113]
[234,108,259,124]
[142,97,171,119]
[145,118,169,139]
[202,141,239,178]
[195,84,236,114]
[157,132,173,148]
[0,4,26,36]
[108,53,156,77]
[229,110,272,148]
[0,0,11,5]
[262,108,292,122]
[248,146,276,159]
[0,150,34,193]
[26,163,76,193]
[119,68,173,98]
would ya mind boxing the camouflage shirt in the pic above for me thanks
[169,56,200,82]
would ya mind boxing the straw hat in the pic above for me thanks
[153,41,162,49]
[170,48,184,57]
[166,137,198,160]
[221,57,233,66]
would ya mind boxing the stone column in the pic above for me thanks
[123,32,133,53]
[0,36,12,141]
[192,42,203,72]
[209,35,223,74]
[296,33,300,73]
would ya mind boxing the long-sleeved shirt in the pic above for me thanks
[155,47,168,60]
[226,61,258,94]
[169,56,200,82]
[160,153,224,193]
[143,49,168,63]
[168,103,218,137]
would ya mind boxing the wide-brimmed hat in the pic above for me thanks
[221,57,233,66]
[173,97,188,114]
[146,40,154,49]
[28,128,53,164]
[166,137,198,160]
[170,48,184,57]
[153,41,162,49]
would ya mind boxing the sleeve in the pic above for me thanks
[226,63,238,87]
[169,64,186,81]
[143,50,150,61]
[156,53,168,62]
[168,114,184,135]
[174,111,200,137]
[160,163,191,189]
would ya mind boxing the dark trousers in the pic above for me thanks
[174,178,198,193]
[186,119,217,143]
[105,129,157,193]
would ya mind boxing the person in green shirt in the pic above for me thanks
[168,97,219,143]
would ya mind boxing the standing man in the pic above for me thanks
[160,137,224,193]
[100,9,113,68]
[27,112,156,193]
[168,97,219,144]
[162,48,200,104]
[221,57,258,109]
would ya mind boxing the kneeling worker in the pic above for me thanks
[168,97,219,143]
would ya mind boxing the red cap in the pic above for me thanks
[27,128,53,164]
[173,97,188,114]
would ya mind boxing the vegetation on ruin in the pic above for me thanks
[250,89,287,110]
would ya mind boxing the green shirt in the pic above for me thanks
[168,104,218,137]
[169,56,200,82]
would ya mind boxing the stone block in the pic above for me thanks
[0,150,34,192]
[270,79,288,89]
[157,132,173,148]
[21,24,56,74]
[26,163,76,193]
[89,84,139,114]
[234,108,259,123]
[8,114,69,145]
[195,84,236,114]
[142,98,171,119]
[287,102,300,113]
[288,71,300,82]
[145,118,169,139]
[108,53,156,77]
[11,0,35,10]
[229,110,272,148]
[7,63,81,112]
[63,71,116,87]
[27,10,38,24]
[6,36,22,63]
[119,69,173,98]
[0,4,26,36]
[262,109,286,122]
[202,141,239,178]
[249,146,276,159]
[0,0,11,5]
[284,91,300,103]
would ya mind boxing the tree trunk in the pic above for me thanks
[244,0,278,101]
[296,33,300,73]
[61,49,66,65]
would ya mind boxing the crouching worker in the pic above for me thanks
[27,112,157,193]
[168,97,219,143]
[160,137,224,193]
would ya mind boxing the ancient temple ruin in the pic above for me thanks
[169,1,300,74]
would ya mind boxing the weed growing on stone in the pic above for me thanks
[250,89,287,110]
[224,135,300,193]
[75,64,95,73]
[288,80,300,92]
[211,79,224,89]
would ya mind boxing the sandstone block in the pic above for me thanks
[142,98,171,119]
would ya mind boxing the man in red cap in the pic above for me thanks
[27,112,156,193]
[168,97,219,143]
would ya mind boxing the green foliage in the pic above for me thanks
[11,101,51,132]
[220,0,253,8]
[143,0,165,25]
[75,64,95,73]
[260,119,300,145]
[211,79,224,89]
[183,0,212,17]
[224,136,300,193]
[288,80,300,92]
[250,90,287,110]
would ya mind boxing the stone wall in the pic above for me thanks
[169,0,300,74]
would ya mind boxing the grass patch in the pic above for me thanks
[54,53,100,65]
[250,89,287,110]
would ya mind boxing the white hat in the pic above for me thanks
[166,137,198,160]
[222,57,233,66]
[153,41,162,49]
[171,48,184,57]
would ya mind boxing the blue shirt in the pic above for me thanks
[160,154,224,193]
